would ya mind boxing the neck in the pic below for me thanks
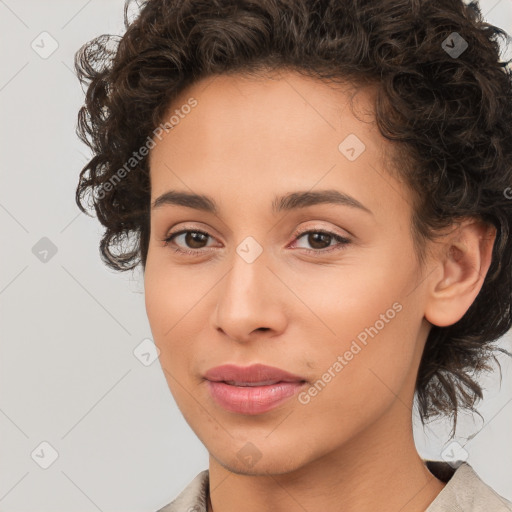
[207,401,446,512]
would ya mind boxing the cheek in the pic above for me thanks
[144,274,175,341]
[144,270,195,408]
[143,258,215,381]
[293,306,418,449]
[144,254,206,339]
[295,255,420,410]
[144,261,189,382]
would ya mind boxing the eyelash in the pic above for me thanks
[161,226,351,257]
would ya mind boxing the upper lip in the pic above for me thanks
[204,363,306,385]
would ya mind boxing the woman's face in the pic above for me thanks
[144,70,433,475]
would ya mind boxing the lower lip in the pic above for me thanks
[206,380,306,415]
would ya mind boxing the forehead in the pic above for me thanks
[148,70,412,222]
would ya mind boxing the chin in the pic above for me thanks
[205,431,321,477]
[214,451,307,477]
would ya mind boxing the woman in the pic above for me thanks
[74,0,512,510]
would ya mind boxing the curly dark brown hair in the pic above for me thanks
[74,0,512,431]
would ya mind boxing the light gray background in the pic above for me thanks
[0,0,511,510]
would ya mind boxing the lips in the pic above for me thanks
[203,363,307,385]
[203,364,307,415]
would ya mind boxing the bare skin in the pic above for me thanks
[144,70,495,512]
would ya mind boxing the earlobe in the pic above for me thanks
[424,220,496,327]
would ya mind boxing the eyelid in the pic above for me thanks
[289,222,351,244]
[162,223,220,245]
[287,227,351,255]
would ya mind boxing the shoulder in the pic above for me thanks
[154,463,512,512]
[425,461,512,512]
[156,469,209,512]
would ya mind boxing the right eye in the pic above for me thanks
[161,229,218,256]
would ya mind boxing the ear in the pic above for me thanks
[424,219,496,327]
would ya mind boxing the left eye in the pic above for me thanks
[292,230,351,252]
[162,228,351,255]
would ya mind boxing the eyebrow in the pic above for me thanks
[151,189,373,216]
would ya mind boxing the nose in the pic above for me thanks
[212,249,288,343]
